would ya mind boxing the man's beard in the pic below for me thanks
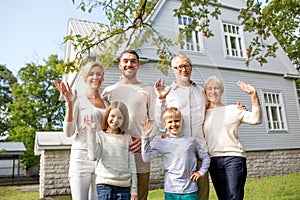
[123,71,136,80]
[175,73,190,83]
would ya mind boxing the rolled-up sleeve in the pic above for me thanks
[238,105,262,125]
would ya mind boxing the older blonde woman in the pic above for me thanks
[54,61,105,200]
[203,76,262,200]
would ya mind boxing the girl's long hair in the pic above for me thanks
[102,101,129,134]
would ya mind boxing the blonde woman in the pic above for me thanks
[54,61,106,200]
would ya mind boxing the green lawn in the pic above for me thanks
[0,173,299,200]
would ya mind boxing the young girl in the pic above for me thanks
[141,107,210,200]
[85,101,138,200]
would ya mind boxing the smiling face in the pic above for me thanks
[172,55,192,85]
[205,77,224,106]
[119,52,140,80]
[85,65,104,90]
[164,116,183,137]
[163,107,184,137]
[107,108,124,133]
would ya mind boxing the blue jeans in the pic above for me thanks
[96,184,130,200]
[209,156,247,200]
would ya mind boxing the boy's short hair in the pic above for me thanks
[163,107,182,121]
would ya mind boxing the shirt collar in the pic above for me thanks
[170,80,196,89]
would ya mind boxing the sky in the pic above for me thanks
[0,0,107,76]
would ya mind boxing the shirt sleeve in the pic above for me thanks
[141,136,161,162]
[101,86,112,108]
[194,139,210,176]
[237,105,262,125]
[154,98,166,129]
[63,99,79,137]
[130,148,138,196]
[146,87,162,141]
[87,130,102,161]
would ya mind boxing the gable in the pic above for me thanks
[137,0,299,77]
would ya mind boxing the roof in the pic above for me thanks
[34,132,73,155]
[65,18,109,61]
[68,18,102,37]
[0,142,26,156]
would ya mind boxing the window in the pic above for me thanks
[178,16,204,53]
[222,22,245,58]
[263,91,287,131]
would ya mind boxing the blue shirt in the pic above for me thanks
[141,135,210,194]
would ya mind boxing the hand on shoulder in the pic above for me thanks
[236,101,248,111]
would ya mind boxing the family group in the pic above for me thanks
[54,50,262,200]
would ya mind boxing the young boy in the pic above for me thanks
[141,107,210,200]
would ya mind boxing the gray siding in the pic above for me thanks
[87,63,300,151]
[68,0,300,152]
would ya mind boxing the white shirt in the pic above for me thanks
[204,105,262,157]
[63,94,105,150]
[155,81,208,151]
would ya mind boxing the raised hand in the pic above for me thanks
[237,81,256,96]
[53,80,77,104]
[84,114,96,130]
[237,81,260,106]
[154,78,171,99]
[142,120,152,137]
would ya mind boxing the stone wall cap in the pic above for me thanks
[34,132,73,155]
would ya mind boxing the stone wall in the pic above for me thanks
[246,149,300,178]
[149,156,164,189]
[38,148,300,197]
[39,149,71,199]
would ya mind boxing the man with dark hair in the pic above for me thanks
[101,49,158,200]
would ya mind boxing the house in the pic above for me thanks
[63,0,300,178]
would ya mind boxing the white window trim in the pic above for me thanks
[221,21,246,59]
[178,16,205,53]
[261,90,288,133]
[297,89,300,107]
